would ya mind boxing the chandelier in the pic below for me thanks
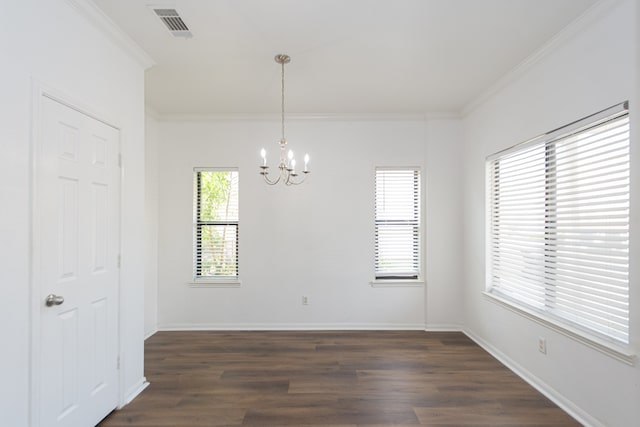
[259,54,310,185]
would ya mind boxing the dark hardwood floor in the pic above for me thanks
[98,331,581,426]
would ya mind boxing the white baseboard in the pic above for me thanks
[463,328,605,427]
[119,377,149,409]
[144,329,158,340]
[157,322,427,331]
[424,323,462,332]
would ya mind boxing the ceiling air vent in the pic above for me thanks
[152,8,192,38]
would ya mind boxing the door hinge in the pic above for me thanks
[117,254,121,268]
[117,356,120,370]
[118,153,122,168]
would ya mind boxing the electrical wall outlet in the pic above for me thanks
[302,296,309,305]
[538,337,547,354]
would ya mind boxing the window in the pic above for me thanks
[487,102,630,345]
[193,169,239,280]
[375,168,421,280]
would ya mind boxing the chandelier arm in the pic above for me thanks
[285,171,308,186]
[260,167,282,185]
[262,172,281,185]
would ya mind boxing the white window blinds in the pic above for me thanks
[487,103,630,344]
[375,168,421,279]
[193,169,239,279]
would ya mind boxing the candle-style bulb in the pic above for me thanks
[260,148,267,166]
[287,150,294,160]
[304,154,309,172]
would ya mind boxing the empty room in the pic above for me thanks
[2,0,639,426]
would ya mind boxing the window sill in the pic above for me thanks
[189,279,242,288]
[370,279,424,288]
[483,291,636,366]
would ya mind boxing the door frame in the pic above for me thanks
[29,81,124,426]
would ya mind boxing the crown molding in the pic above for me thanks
[153,111,436,122]
[425,111,462,120]
[461,0,624,117]
[65,0,156,69]
[151,111,464,122]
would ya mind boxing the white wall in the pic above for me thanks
[144,112,160,337]
[0,1,148,424]
[425,118,464,328]
[154,117,463,330]
[461,0,639,425]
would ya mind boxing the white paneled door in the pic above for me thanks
[37,96,120,427]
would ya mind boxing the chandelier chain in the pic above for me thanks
[281,59,285,142]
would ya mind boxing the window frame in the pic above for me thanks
[192,167,240,286]
[485,102,634,363]
[372,167,424,286]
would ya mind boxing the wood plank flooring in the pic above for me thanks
[98,331,581,426]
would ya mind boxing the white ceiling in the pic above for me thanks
[92,0,599,115]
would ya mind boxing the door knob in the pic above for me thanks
[45,294,65,307]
